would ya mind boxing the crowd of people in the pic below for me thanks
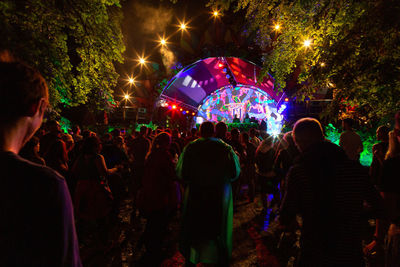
[1,53,400,267]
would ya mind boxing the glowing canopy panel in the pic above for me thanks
[160,57,284,109]
[197,85,285,135]
[159,57,287,135]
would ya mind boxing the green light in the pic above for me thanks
[60,117,71,134]
[325,124,373,166]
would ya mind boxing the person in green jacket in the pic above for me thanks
[176,121,241,266]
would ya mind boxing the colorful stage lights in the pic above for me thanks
[278,104,287,114]
[161,101,197,116]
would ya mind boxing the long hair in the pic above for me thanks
[146,132,171,160]
[385,130,400,160]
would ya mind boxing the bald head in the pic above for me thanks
[293,118,325,152]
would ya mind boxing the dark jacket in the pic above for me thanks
[280,141,383,266]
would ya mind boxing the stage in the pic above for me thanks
[158,57,288,135]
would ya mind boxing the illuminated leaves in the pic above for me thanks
[0,0,125,110]
[232,0,400,119]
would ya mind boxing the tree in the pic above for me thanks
[0,0,125,110]
[210,0,400,120]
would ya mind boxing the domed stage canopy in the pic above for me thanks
[159,57,288,134]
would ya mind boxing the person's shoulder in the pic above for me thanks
[29,158,65,181]
[2,152,65,184]
[184,137,205,150]
[352,130,362,138]
[186,137,204,146]
[219,139,241,156]
[208,137,233,148]
[343,129,361,139]
[286,163,308,184]
[187,137,229,149]
[372,142,384,151]
[335,157,369,179]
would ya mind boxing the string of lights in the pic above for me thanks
[121,9,317,116]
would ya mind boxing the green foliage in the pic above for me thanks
[135,122,157,131]
[357,128,374,167]
[0,0,125,110]
[60,117,72,133]
[324,124,374,166]
[105,122,158,135]
[325,123,340,145]
[222,0,400,120]
[226,122,259,132]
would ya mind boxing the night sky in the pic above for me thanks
[115,0,257,101]
[118,0,212,77]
